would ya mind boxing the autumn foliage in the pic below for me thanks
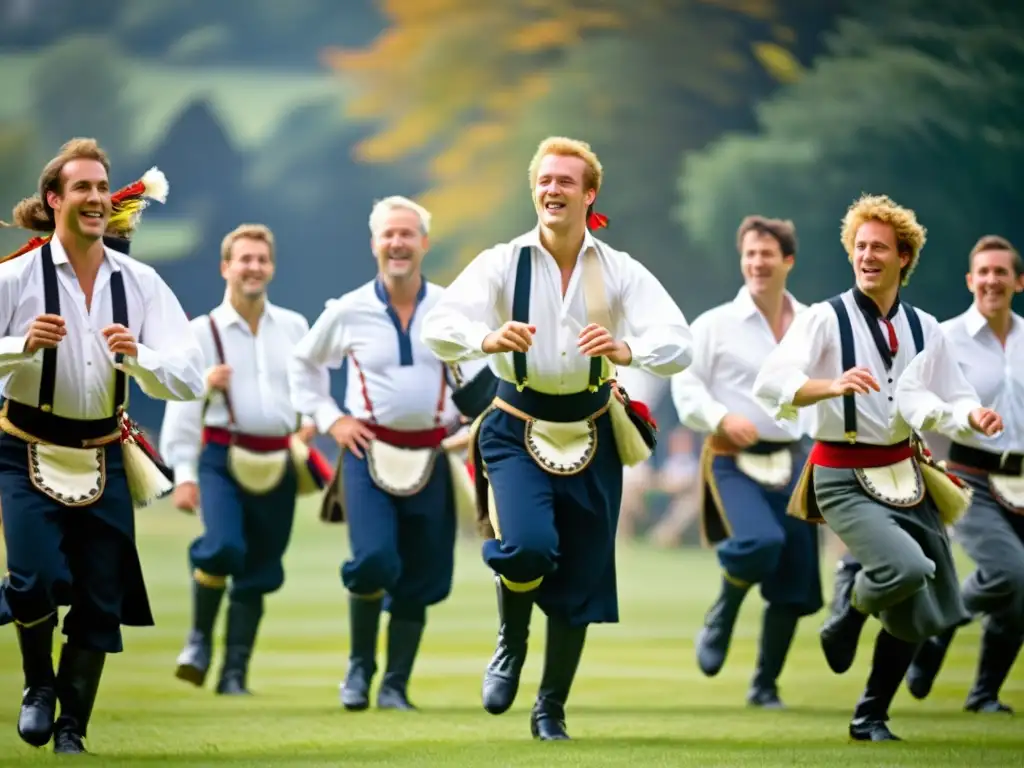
[323,1,801,278]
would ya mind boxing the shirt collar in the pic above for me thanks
[518,225,598,259]
[731,285,803,319]
[47,233,120,272]
[211,291,277,329]
[964,303,988,336]
[965,302,1024,339]
[853,286,900,321]
[374,275,427,307]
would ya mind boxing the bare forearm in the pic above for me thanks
[792,379,837,407]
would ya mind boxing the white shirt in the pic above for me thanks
[159,296,315,486]
[289,278,462,434]
[753,289,980,446]
[671,286,811,441]
[0,236,204,419]
[938,305,1024,454]
[419,227,693,392]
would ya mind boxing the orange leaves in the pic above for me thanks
[325,0,792,277]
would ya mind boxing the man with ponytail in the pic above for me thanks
[0,138,205,755]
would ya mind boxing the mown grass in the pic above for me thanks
[0,498,1020,766]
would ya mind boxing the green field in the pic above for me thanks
[0,499,1020,766]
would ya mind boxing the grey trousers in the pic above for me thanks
[813,466,970,644]
[952,471,1024,638]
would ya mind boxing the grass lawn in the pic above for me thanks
[0,498,1020,766]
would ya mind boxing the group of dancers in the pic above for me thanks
[0,134,1018,755]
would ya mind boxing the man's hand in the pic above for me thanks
[206,364,232,391]
[329,415,376,459]
[717,413,759,449]
[968,407,1003,437]
[172,482,199,513]
[101,323,138,358]
[482,321,536,354]
[577,323,632,366]
[827,366,880,397]
[23,314,65,354]
[296,423,318,444]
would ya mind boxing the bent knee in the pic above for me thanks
[346,548,401,592]
[894,553,935,592]
[724,534,785,582]
[196,544,246,578]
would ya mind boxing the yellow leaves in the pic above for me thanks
[507,10,624,52]
[325,0,793,275]
[752,41,804,83]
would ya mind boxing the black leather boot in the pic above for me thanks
[482,575,535,715]
[52,644,106,754]
[964,628,1020,714]
[830,554,861,619]
[377,616,424,711]
[341,594,382,711]
[530,616,587,741]
[175,579,225,687]
[905,625,956,700]
[695,577,749,677]
[849,629,915,742]
[748,604,800,708]
[820,569,868,674]
[16,616,57,748]
[216,595,263,696]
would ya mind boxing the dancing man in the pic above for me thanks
[160,223,322,696]
[904,234,1023,713]
[752,193,1002,741]
[671,215,821,707]
[0,139,204,754]
[421,136,693,740]
[289,195,467,711]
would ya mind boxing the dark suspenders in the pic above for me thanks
[38,242,129,415]
[828,292,924,442]
[510,245,602,391]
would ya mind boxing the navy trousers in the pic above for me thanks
[189,443,298,600]
[712,452,822,615]
[479,408,624,627]
[0,432,153,652]
[340,449,456,622]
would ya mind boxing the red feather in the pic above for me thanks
[465,459,476,482]
[112,179,145,203]
[587,211,609,230]
[627,398,656,429]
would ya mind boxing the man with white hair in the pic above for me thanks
[289,196,472,712]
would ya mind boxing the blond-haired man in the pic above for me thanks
[160,223,318,697]
[421,137,693,740]
[753,194,1002,741]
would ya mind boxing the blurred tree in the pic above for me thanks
[323,0,815,284]
[678,0,1024,316]
[30,35,135,164]
[0,0,384,67]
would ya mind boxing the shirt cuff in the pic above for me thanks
[951,400,978,434]
[703,402,731,433]
[314,402,345,435]
[174,463,198,486]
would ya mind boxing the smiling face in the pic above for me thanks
[967,248,1023,318]
[222,235,274,300]
[740,229,793,298]
[47,158,111,243]
[372,206,428,281]
[852,220,909,296]
[532,153,597,233]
